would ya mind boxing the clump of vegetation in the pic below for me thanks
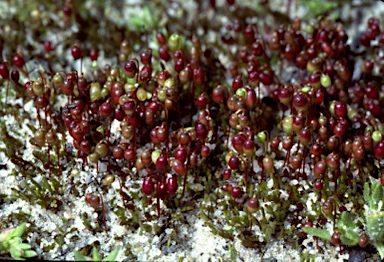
[304,178,384,259]
[0,223,37,260]
[0,0,383,260]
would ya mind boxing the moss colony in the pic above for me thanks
[0,0,384,261]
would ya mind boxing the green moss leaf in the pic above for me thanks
[340,211,353,225]
[74,250,86,261]
[8,223,26,239]
[15,243,31,250]
[302,227,331,241]
[371,181,383,210]
[365,210,384,241]
[340,233,358,246]
[9,247,23,260]
[92,246,101,261]
[23,250,37,258]
[373,242,384,260]
[102,249,119,261]
[338,211,358,232]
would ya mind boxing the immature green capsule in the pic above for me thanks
[88,153,99,163]
[52,73,63,89]
[372,130,382,144]
[100,87,110,98]
[90,82,101,101]
[347,105,359,121]
[235,87,246,99]
[96,126,105,136]
[151,150,161,164]
[257,131,267,142]
[136,88,147,101]
[163,78,175,89]
[320,74,331,88]
[95,142,108,158]
[282,116,293,136]
[168,34,181,52]
[32,78,44,96]
[124,83,135,93]
[328,101,335,117]
[301,85,311,93]
[122,126,134,140]
[102,174,115,186]
[157,88,167,102]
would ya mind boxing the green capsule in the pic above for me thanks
[347,105,359,121]
[329,101,336,118]
[257,131,267,142]
[95,143,108,158]
[320,74,331,88]
[157,88,166,102]
[168,34,181,52]
[124,83,135,93]
[32,78,44,96]
[90,82,101,101]
[136,88,147,101]
[235,88,246,100]
[122,126,134,140]
[52,73,63,89]
[379,123,384,135]
[102,174,115,186]
[107,75,115,82]
[301,85,311,93]
[100,87,110,98]
[88,152,99,163]
[365,126,374,134]
[96,126,105,136]
[372,131,382,144]
[151,150,161,164]
[282,116,293,136]
[164,78,175,89]
[126,77,136,85]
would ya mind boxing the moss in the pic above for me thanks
[0,0,383,260]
